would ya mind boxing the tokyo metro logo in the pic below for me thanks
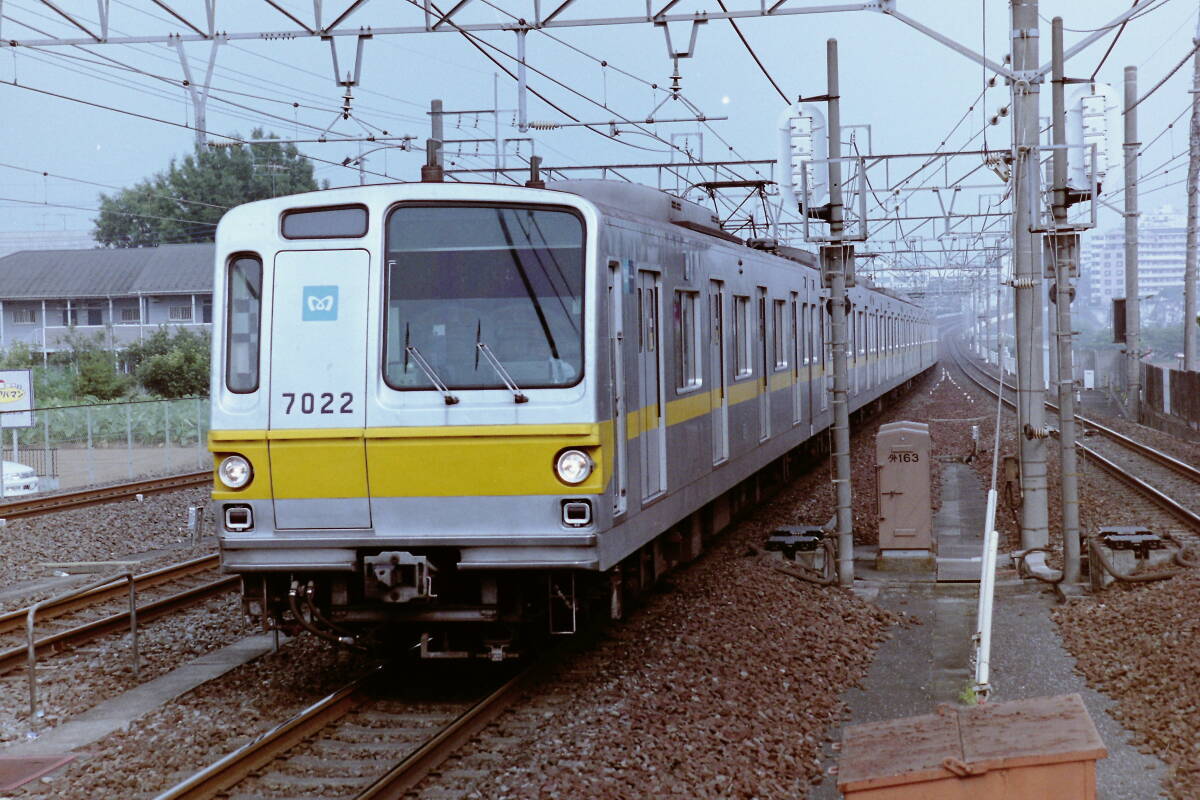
[302,286,338,321]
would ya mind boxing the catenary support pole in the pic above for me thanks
[1185,13,1200,373]
[1051,17,1081,584]
[1011,0,1049,551]
[1124,66,1141,416]
[825,38,854,587]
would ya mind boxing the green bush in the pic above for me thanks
[132,328,211,398]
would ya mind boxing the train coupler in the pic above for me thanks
[364,552,437,603]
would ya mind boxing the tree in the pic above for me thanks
[93,130,322,247]
[58,330,132,401]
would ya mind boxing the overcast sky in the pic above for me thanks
[0,0,1195,260]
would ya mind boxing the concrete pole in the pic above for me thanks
[431,99,445,168]
[1012,0,1049,552]
[1124,67,1141,415]
[825,38,855,587]
[1051,17,1081,584]
[1184,14,1200,372]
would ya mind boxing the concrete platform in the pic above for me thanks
[810,463,1168,799]
[5,632,283,759]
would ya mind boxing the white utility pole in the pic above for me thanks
[1050,17,1081,584]
[1184,13,1200,372]
[823,38,855,587]
[1124,66,1141,415]
[1011,0,1050,552]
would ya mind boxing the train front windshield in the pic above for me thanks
[383,204,585,392]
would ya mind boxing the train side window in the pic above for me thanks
[773,299,787,370]
[674,290,702,392]
[733,295,752,378]
[226,254,262,393]
[281,204,368,239]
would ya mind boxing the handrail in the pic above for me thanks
[26,572,137,731]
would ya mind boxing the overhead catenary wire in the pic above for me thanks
[1126,38,1200,115]
[406,1,757,219]
[0,79,399,183]
[713,0,790,105]
[0,161,231,210]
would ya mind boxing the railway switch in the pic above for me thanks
[1098,526,1164,560]
[765,526,825,561]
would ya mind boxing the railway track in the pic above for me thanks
[0,471,210,519]
[949,341,1200,535]
[0,554,238,676]
[156,662,535,800]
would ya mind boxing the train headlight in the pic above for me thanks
[218,455,253,489]
[555,449,593,485]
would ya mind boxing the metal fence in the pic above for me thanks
[1143,363,1200,435]
[0,397,209,495]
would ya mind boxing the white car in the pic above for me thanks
[2,461,38,497]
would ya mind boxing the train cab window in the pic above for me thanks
[674,290,702,392]
[733,295,752,378]
[383,204,585,391]
[281,204,368,239]
[225,254,263,393]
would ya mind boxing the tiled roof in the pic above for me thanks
[0,244,214,299]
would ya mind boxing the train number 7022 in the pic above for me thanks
[282,392,354,414]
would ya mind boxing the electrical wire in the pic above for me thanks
[1126,39,1200,115]
[0,161,231,209]
[1038,0,1173,33]
[713,0,790,104]
[1090,0,1139,81]
[0,195,218,229]
[0,78,396,183]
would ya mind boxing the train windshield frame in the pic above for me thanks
[382,202,586,393]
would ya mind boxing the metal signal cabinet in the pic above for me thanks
[876,421,932,551]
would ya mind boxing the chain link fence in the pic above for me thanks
[0,397,210,497]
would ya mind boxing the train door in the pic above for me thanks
[853,308,862,395]
[709,280,729,464]
[804,299,815,429]
[821,301,831,411]
[757,287,769,441]
[267,249,371,529]
[607,261,628,517]
[638,270,666,500]
[791,293,802,426]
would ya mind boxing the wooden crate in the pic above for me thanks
[838,694,1107,799]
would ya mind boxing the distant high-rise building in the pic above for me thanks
[1079,206,1186,319]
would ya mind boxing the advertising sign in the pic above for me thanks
[0,370,35,428]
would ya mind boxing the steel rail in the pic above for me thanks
[0,554,219,637]
[355,667,537,800]
[154,667,383,800]
[952,343,1200,482]
[0,471,210,519]
[950,343,1200,530]
[0,574,239,676]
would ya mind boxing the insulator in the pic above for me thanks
[1023,424,1052,440]
[528,121,561,130]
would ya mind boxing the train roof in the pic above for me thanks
[546,179,819,269]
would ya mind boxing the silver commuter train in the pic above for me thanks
[208,179,936,657]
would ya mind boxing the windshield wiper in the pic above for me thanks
[476,341,529,403]
[405,345,459,405]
